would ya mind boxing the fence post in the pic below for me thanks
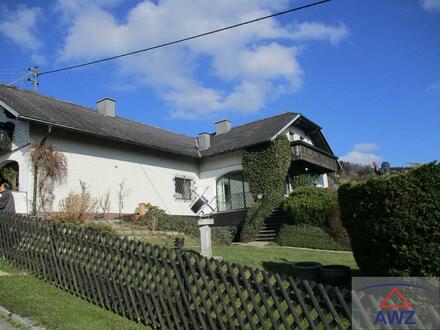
[198,218,213,258]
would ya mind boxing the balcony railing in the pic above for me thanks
[291,140,338,172]
[217,191,254,212]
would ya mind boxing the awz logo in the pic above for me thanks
[374,288,416,326]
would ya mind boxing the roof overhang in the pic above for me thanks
[270,114,300,141]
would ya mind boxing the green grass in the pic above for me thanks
[0,243,356,329]
[0,262,148,330]
[130,233,358,277]
[212,244,358,276]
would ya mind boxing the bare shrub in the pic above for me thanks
[29,143,68,217]
[117,179,130,217]
[99,190,111,219]
[59,180,98,223]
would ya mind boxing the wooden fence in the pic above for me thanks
[0,214,352,329]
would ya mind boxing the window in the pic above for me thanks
[174,176,192,200]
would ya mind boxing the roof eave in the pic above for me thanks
[270,113,301,141]
[19,115,199,159]
[0,100,19,118]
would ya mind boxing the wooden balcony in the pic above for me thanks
[291,140,339,172]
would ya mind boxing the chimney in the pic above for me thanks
[215,119,231,135]
[198,132,210,150]
[97,98,116,117]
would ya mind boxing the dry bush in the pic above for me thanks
[58,180,98,223]
[29,143,68,217]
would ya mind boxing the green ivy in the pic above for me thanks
[289,174,318,189]
[240,135,292,241]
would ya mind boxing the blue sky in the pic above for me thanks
[0,0,439,166]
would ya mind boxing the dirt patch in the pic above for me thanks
[0,271,11,277]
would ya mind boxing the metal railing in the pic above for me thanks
[217,191,254,212]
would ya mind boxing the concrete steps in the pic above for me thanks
[255,208,286,242]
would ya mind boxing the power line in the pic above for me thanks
[39,0,331,76]
[7,67,39,92]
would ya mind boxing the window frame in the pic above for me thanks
[173,175,193,201]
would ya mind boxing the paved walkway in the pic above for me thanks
[0,318,17,330]
[0,271,11,277]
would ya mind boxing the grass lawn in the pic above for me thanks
[0,261,148,330]
[212,244,358,277]
[112,221,358,276]
[0,242,357,329]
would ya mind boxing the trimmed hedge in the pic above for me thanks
[58,221,116,236]
[328,203,351,250]
[276,224,349,251]
[339,163,440,276]
[282,187,337,227]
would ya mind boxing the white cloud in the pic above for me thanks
[0,6,42,50]
[287,22,349,45]
[31,54,48,65]
[340,143,381,165]
[56,0,349,119]
[351,143,378,153]
[428,82,440,92]
[420,0,440,12]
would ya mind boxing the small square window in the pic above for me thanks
[174,177,192,200]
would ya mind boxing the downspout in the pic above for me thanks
[32,125,52,215]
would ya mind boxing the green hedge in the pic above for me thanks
[58,221,116,236]
[141,209,235,245]
[276,224,349,251]
[339,163,440,276]
[282,187,337,227]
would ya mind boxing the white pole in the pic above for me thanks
[198,218,214,258]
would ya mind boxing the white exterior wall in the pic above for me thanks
[0,110,30,150]
[30,128,199,216]
[198,151,244,208]
[0,145,32,212]
[0,110,32,213]
[285,126,313,145]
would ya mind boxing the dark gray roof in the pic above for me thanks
[0,84,198,157]
[200,112,299,157]
[0,84,313,158]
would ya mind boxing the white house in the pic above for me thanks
[0,84,340,223]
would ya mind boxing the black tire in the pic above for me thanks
[292,261,322,282]
[320,265,351,287]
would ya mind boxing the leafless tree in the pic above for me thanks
[99,190,111,219]
[117,179,130,217]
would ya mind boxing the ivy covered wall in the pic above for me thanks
[240,135,292,241]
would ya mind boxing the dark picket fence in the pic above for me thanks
[0,214,352,329]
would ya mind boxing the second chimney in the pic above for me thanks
[215,119,231,135]
[198,132,210,150]
[97,98,116,117]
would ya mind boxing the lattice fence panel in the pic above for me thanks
[0,214,352,329]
